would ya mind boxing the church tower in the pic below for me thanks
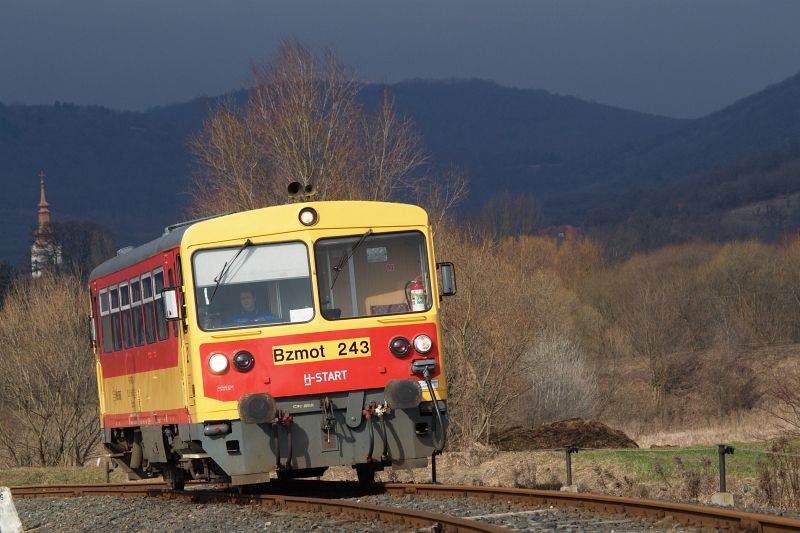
[31,173,61,277]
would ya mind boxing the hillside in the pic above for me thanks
[583,142,800,250]
[2,72,800,263]
[366,79,688,158]
[0,80,685,263]
[0,101,198,261]
[510,71,800,220]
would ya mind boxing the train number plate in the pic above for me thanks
[272,337,371,366]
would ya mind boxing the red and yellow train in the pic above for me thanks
[88,196,455,488]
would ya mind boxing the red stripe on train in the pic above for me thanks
[100,338,181,379]
[200,323,441,402]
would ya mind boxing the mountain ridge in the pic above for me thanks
[2,72,800,263]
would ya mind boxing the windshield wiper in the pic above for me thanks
[330,229,372,290]
[209,239,252,302]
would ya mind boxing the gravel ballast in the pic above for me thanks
[15,492,720,532]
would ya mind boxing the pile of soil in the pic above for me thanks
[489,418,638,451]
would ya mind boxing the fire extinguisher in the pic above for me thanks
[406,276,426,312]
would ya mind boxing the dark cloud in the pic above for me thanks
[1,0,799,118]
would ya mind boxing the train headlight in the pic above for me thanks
[299,207,318,226]
[232,351,255,372]
[413,334,433,354]
[208,353,229,374]
[389,336,411,357]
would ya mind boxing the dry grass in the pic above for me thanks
[343,446,776,510]
[0,465,128,486]
[632,410,785,448]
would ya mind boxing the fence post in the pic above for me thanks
[718,444,734,493]
[564,446,578,488]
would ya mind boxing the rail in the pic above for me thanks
[10,481,800,532]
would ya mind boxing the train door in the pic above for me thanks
[163,250,195,410]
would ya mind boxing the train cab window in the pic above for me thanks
[99,288,112,354]
[141,273,156,344]
[130,277,145,347]
[192,241,314,331]
[315,231,432,320]
[119,281,133,349]
[153,268,169,341]
[109,285,122,351]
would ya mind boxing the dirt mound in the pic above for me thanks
[489,418,638,451]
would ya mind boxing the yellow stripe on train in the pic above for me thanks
[100,366,184,415]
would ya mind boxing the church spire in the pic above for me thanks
[36,172,51,245]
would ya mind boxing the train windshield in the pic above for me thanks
[192,241,314,331]
[315,230,432,320]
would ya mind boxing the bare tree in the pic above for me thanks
[524,333,598,427]
[361,88,429,201]
[249,39,364,201]
[703,241,794,345]
[414,164,469,236]
[0,274,100,467]
[188,97,274,214]
[188,39,435,217]
[477,191,544,239]
[439,231,535,445]
[438,227,582,445]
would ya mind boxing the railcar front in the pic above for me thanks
[91,201,454,488]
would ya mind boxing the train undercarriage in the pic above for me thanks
[103,389,446,489]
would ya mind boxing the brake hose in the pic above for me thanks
[422,368,446,452]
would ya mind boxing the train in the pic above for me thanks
[88,191,455,488]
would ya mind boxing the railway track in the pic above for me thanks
[10,481,800,532]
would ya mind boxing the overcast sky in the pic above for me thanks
[2,1,799,119]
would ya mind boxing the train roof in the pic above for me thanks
[180,201,428,247]
[89,201,429,282]
[88,224,191,282]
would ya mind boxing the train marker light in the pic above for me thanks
[299,207,318,226]
[389,336,411,357]
[413,334,433,354]
[208,353,229,374]
[232,351,255,372]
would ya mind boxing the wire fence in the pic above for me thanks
[435,441,800,508]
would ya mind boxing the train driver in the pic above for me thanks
[224,288,276,325]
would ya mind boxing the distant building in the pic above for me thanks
[31,173,61,277]
[541,225,579,243]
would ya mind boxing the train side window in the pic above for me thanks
[119,281,133,349]
[130,277,145,347]
[154,268,169,341]
[142,272,156,344]
[109,285,122,351]
[99,288,112,354]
